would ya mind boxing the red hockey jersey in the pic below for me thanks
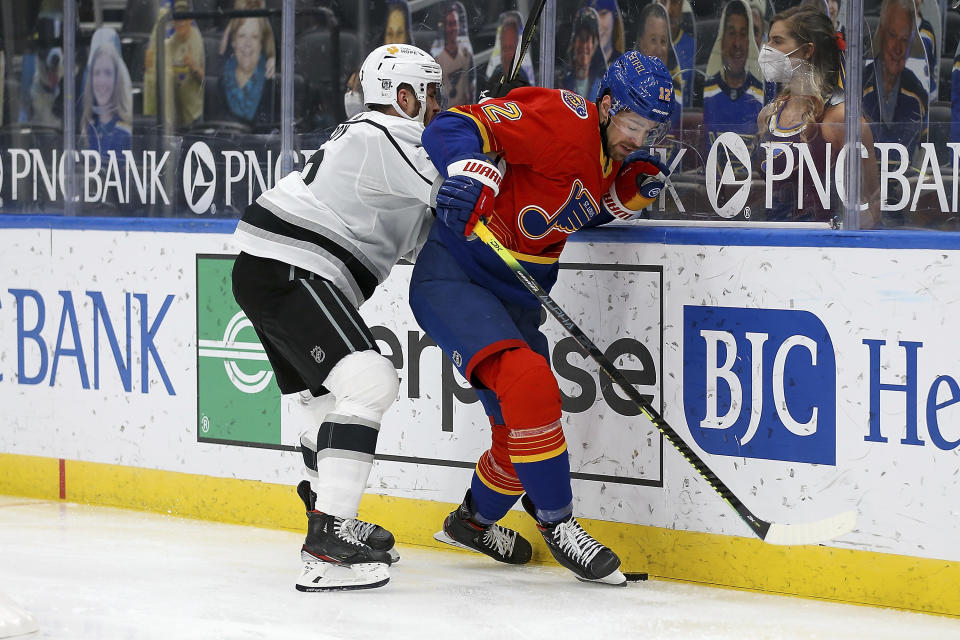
[433,87,620,259]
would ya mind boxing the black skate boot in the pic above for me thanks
[296,509,392,592]
[297,480,399,563]
[521,494,626,586]
[434,490,532,565]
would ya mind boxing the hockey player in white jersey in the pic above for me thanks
[231,44,442,591]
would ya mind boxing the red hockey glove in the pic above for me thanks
[602,150,670,221]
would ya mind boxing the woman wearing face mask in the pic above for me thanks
[756,5,878,225]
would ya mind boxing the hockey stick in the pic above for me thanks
[472,220,856,546]
[495,0,547,94]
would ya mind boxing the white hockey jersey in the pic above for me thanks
[233,110,439,308]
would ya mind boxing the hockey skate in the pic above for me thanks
[433,490,532,565]
[521,494,626,586]
[298,448,400,563]
[297,508,393,591]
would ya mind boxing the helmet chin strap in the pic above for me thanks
[391,96,425,125]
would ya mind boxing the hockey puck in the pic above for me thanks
[624,572,648,582]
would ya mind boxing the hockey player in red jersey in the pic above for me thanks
[412,51,674,585]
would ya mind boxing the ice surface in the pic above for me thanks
[1,496,957,640]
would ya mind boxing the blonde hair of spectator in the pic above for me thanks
[81,44,133,142]
[764,6,841,141]
[383,3,412,45]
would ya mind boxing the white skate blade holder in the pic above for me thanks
[577,568,627,587]
[0,591,39,638]
[433,529,479,554]
[296,561,389,592]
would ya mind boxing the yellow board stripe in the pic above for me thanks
[1,452,959,617]
[0,453,61,500]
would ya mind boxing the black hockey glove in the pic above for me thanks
[482,76,531,100]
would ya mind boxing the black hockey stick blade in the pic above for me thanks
[472,220,857,546]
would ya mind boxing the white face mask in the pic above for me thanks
[757,44,802,83]
[344,90,364,118]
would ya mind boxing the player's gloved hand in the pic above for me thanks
[601,150,671,221]
[436,156,504,236]
[624,149,670,177]
[485,76,530,99]
[435,175,495,237]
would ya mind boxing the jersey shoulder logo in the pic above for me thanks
[517,179,600,240]
[560,90,589,119]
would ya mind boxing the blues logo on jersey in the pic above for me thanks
[518,179,600,239]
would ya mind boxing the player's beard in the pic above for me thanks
[599,116,613,170]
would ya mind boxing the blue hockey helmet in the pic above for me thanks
[596,51,674,143]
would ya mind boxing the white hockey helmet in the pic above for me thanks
[359,44,442,124]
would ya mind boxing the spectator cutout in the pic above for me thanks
[749,0,767,49]
[703,0,764,146]
[344,0,413,119]
[81,29,133,164]
[219,0,276,80]
[559,7,605,99]
[659,0,696,109]
[862,0,928,163]
[586,0,625,67]
[218,17,278,129]
[431,1,475,107]
[19,11,64,128]
[383,0,413,45]
[633,3,683,132]
[482,10,535,95]
[144,0,205,130]
[911,0,938,99]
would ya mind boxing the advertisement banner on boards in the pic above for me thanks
[1,227,960,562]
[1,136,957,220]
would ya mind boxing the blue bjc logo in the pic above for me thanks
[683,306,837,465]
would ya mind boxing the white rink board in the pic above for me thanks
[1,227,959,564]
